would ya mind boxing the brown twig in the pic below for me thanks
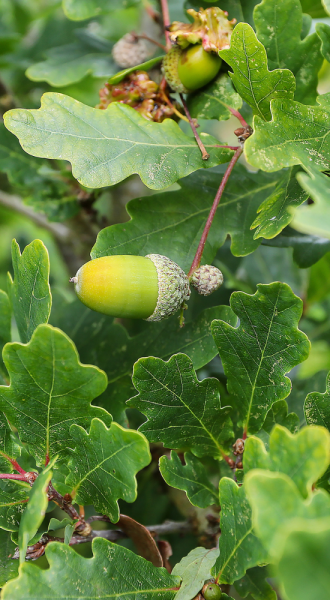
[160,0,171,50]
[180,94,210,160]
[134,33,167,52]
[188,146,243,277]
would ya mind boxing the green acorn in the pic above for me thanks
[71,254,190,322]
[162,44,222,93]
[202,582,222,600]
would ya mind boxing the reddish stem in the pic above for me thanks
[180,94,210,160]
[227,106,249,127]
[0,473,28,480]
[188,146,243,277]
[0,453,26,475]
[160,0,171,51]
[135,33,167,52]
[214,145,240,150]
[242,429,247,441]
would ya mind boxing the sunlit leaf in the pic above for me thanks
[172,547,219,600]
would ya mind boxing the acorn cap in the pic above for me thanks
[72,254,190,322]
[146,254,190,321]
[191,265,223,296]
[161,46,189,94]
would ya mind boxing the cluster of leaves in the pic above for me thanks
[0,0,330,599]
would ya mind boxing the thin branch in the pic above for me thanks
[87,515,193,536]
[47,483,81,521]
[134,33,167,51]
[188,146,243,277]
[0,190,71,241]
[160,0,171,51]
[180,94,210,160]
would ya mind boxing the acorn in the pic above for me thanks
[202,582,222,600]
[191,265,223,296]
[162,44,222,93]
[71,254,190,322]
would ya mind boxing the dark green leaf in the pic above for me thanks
[277,518,330,600]
[0,528,19,587]
[0,480,29,532]
[0,324,111,466]
[234,566,276,600]
[186,0,260,25]
[108,56,164,85]
[129,353,234,458]
[63,0,140,21]
[172,547,219,600]
[262,400,299,435]
[245,98,330,172]
[219,23,295,121]
[159,451,219,508]
[66,418,150,522]
[254,0,322,105]
[18,460,54,563]
[3,93,233,191]
[51,300,236,382]
[262,227,330,268]
[252,167,308,240]
[8,240,51,344]
[245,470,330,560]
[91,165,280,267]
[0,412,21,473]
[96,377,132,428]
[244,424,330,497]
[305,371,330,431]
[316,22,330,63]
[187,74,242,121]
[26,33,115,87]
[2,537,180,599]
[212,478,266,584]
[212,283,310,434]
[292,167,330,239]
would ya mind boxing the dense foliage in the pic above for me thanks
[0,1,330,599]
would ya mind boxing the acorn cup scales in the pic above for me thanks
[72,254,190,322]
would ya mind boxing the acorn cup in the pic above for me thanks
[71,254,190,322]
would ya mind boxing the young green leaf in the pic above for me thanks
[277,518,330,600]
[251,167,308,240]
[212,283,310,435]
[234,566,276,600]
[52,299,236,382]
[316,22,330,62]
[0,324,111,466]
[245,470,330,560]
[244,424,330,497]
[254,0,322,105]
[3,93,233,191]
[1,537,180,599]
[8,240,51,344]
[129,353,234,458]
[0,480,30,532]
[305,371,330,430]
[26,33,115,87]
[292,167,330,239]
[245,98,330,172]
[0,529,19,586]
[212,478,266,584]
[18,460,54,563]
[91,165,279,267]
[219,23,295,121]
[159,451,219,508]
[108,56,164,85]
[0,412,21,473]
[187,74,242,121]
[172,547,219,600]
[65,418,150,522]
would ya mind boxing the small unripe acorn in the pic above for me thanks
[191,265,223,296]
[162,44,222,93]
[112,33,149,68]
[202,582,222,600]
[71,254,190,322]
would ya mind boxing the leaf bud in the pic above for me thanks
[191,265,223,296]
[112,33,149,68]
[72,254,190,322]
